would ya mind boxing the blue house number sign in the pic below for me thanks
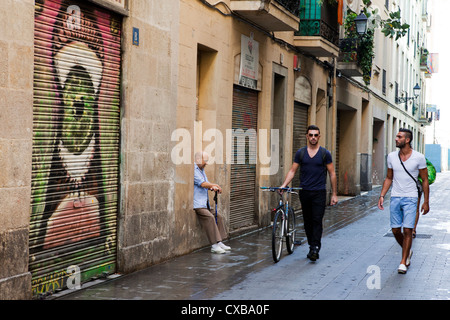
[133,27,139,46]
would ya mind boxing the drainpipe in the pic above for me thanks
[331,56,337,163]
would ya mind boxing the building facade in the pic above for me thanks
[0,0,430,299]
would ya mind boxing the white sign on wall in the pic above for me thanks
[105,0,126,9]
[239,34,259,90]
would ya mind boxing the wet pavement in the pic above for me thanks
[56,172,450,301]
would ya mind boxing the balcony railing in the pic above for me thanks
[295,19,339,46]
[420,47,429,71]
[294,0,339,46]
[275,0,301,16]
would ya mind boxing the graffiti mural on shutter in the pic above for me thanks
[31,0,121,296]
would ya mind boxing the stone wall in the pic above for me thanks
[0,0,34,300]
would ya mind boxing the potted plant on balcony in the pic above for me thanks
[341,0,409,85]
[342,9,374,84]
[420,48,429,70]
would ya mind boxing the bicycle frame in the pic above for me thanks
[261,187,301,262]
[261,186,300,214]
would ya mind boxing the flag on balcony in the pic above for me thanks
[338,0,344,25]
[428,53,439,73]
[346,0,362,13]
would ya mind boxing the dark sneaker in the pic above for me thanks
[307,247,319,261]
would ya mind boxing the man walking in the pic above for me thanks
[280,125,338,261]
[378,128,429,274]
[194,151,231,254]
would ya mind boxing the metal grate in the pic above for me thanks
[275,0,301,16]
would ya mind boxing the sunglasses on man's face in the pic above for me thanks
[308,133,319,137]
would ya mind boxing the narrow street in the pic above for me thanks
[58,172,450,301]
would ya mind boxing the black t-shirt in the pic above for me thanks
[294,147,332,191]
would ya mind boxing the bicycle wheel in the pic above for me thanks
[272,209,284,262]
[286,207,296,254]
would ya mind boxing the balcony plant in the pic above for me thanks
[342,9,374,84]
[420,48,429,69]
[342,0,409,85]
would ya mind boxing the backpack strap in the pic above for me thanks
[319,146,327,167]
[298,146,307,165]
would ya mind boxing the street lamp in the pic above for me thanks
[398,83,421,104]
[413,83,421,96]
[338,11,368,54]
[354,11,368,35]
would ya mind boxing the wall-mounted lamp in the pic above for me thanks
[354,11,368,35]
[338,11,368,54]
[398,83,421,104]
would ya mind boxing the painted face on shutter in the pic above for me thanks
[31,0,122,296]
[61,66,96,155]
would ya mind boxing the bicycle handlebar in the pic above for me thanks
[260,187,302,194]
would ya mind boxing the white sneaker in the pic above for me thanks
[406,250,413,267]
[211,244,226,254]
[218,242,231,251]
[398,264,407,274]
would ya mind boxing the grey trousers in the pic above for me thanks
[194,208,227,244]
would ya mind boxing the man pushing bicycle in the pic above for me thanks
[279,125,338,261]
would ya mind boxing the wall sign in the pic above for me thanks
[133,27,139,46]
[239,34,259,90]
[102,0,125,9]
[87,0,128,15]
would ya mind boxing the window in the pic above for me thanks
[299,0,321,20]
[395,82,399,104]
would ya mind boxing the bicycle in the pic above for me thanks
[261,187,301,262]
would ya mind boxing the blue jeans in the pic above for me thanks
[390,197,418,229]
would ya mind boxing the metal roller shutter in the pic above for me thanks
[30,0,121,297]
[230,86,258,230]
[336,110,341,191]
[291,102,308,211]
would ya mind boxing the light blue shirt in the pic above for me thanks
[194,164,210,209]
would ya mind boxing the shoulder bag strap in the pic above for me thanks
[398,151,417,183]
[398,151,422,196]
